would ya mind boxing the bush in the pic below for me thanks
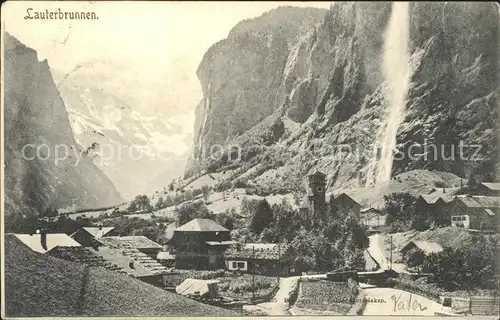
[192,188,203,198]
[295,281,356,314]
[388,278,441,302]
[218,275,277,298]
[233,179,247,189]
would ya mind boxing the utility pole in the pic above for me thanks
[252,245,255,304]
[277,242,281,283]
[390,235,393,271]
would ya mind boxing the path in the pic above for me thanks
[367,234,390,270]
[244,274,327,316]
[367,234,407,273]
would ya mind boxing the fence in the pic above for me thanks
[441,296,499,315]
[470,296,500,315]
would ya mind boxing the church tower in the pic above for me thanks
[307,169,327,224]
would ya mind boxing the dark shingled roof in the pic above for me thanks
[225,243,289,260]
[480,182,500,191]
[455,196,500,209]
[401,240,443,254]
[99,236,163,249]
[47,245,170,278]
[4,234,238,317]
[46,246,125,273]
[175,218,229,232]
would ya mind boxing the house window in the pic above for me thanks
[229,260,247,271]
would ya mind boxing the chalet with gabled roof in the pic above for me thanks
[475,182,500,196]
[224,243,295,276]
[170,218,231,269]
[449,196,499,230]
[400,240,444,258]
[47,244,171,288]
[331,193,362,217]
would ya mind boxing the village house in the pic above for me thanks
[224,243,295,276]
[70,226,118,248]
[4,234,237,317]
[169,218,231,269]
[415,193,456,227]
[11,233,81,254]
[471,182,500,196]
[400,240,444,260]
[47,244,171,288]
[414,182,500,230]
[331,193,362,217]
[99,236,163,259]
[449,196,499,230]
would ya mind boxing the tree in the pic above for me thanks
[231,228,258,244]
[290,227,337,272]
[248,199,274,234]
[164,195,174,207]
[128,195,152,213]
[215,210,234,230]
[41,206,58,217]
[288,208,369,273]
[271,199,301,242]
[405,248,426,272]
[259,227,276,242]
[192,188,203,198]
[183,189,194,201]
[346,249,366,271]
[176,200,212,225]
[155,197,165,210]
[417,235,499,291]
[173,193,183,205]
[201,185,211,201]
[240,198,261,217]
[127,201,138,213]
[382,192,418,232]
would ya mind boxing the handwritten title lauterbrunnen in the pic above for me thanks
[24,8,98,20]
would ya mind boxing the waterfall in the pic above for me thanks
[373,2,411,184]
[197,79,211,157]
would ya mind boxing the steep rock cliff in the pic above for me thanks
[4,33,123,229]
[189,3,499,194]
[192,7,327,160]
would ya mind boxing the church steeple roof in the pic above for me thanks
[308,168,326,177]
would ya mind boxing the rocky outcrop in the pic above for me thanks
[192,7,327,160]
[189,3,499,193]
[4,33,123,230]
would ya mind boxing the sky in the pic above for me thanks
[3,1,331,123]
